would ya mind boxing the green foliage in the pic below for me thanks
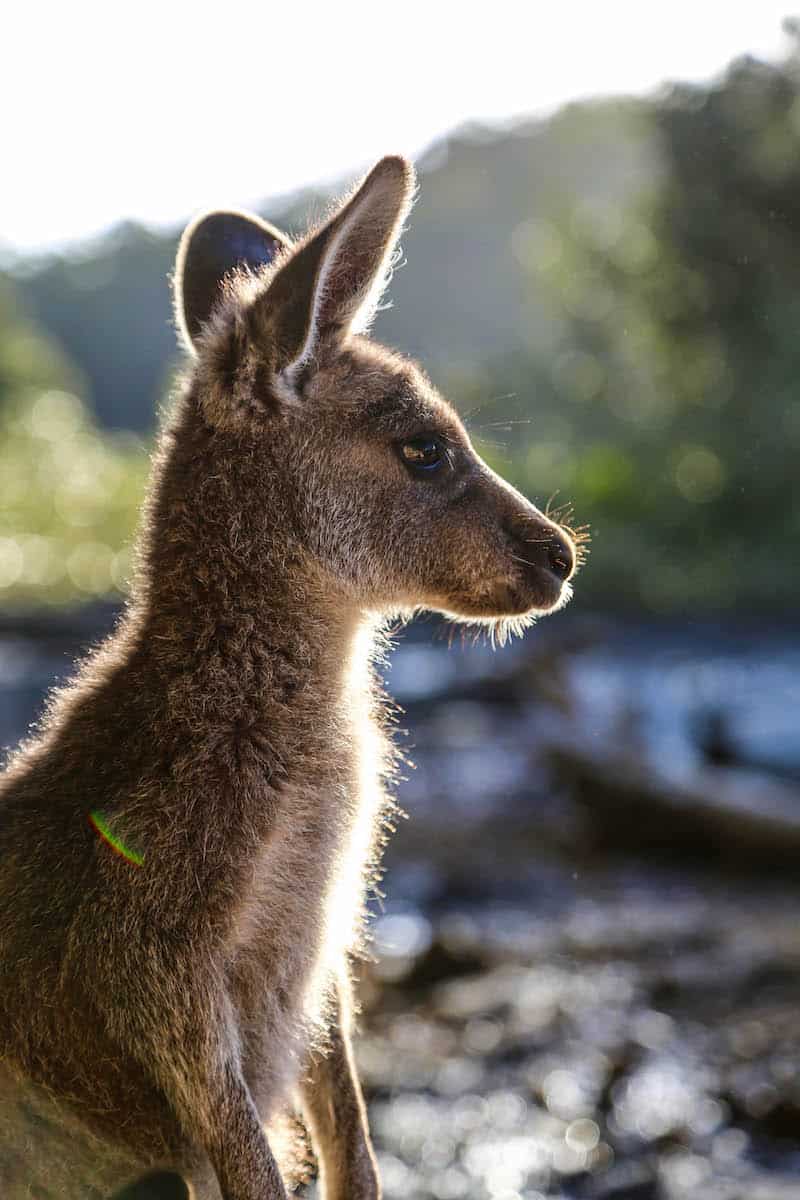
[0,282,147,606]
[462,45,800,613]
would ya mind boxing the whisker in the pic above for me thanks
[472,437,513,455]
[471,432,510,445]
[544,490,564,517]
[461,392,518,425]
[473,419,532,431]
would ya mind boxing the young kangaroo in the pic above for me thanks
[0,156,576,1200]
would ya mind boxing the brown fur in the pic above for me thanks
[0,156,576,1199]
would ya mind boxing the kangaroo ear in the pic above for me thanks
[174,210,289,352]
[256,155,416,388]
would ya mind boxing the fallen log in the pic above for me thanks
[545,732,800,871]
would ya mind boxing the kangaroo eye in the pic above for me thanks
[398,437,445,473]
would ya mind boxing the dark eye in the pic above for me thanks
[398,436,446,473]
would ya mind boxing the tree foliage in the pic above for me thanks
[0,282,147,605]
[466,44,800,612]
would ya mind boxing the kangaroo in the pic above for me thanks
[0,156,576,1200]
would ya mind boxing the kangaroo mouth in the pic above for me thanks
[492,572,570,616]
[433,570,571,623]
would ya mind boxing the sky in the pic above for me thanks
[3,2,796,255]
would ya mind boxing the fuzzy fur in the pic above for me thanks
[0,156,576,1200]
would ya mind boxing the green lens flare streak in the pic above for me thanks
[88,810,144,867]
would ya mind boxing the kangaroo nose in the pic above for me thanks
[547,532,574,581]
[506,515,575,583]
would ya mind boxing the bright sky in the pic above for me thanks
[3,2,795,254]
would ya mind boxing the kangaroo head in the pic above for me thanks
[173,156,576,634]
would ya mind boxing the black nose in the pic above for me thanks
[547,534,574,581]
[507,517,575,583]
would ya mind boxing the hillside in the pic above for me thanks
[8,99,658,432]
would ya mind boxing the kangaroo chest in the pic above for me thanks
[226,711,386,1053]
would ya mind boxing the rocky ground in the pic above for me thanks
[355,855,800,1200]
[348,619,800,1200]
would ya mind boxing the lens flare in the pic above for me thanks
[88,810,144,867]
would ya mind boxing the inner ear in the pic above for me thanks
[174,210,289,352]
[255,156,416,382]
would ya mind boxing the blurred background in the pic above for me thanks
[2,4,800,1198]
